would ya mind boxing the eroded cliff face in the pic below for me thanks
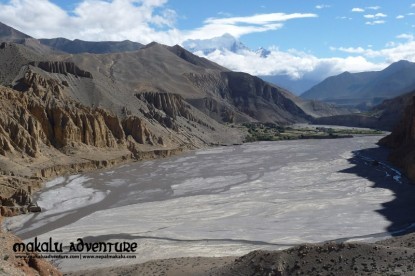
[1,69,162,156]
[137,92,215,131]
[379,96,415,181]
[223,72,311,122]
[0,69,175,202]
[28,61,93,78]
[0,50,245,201]
[184,71,312,124]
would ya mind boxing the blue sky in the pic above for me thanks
[1,0,415,80]
[169,0,415,57]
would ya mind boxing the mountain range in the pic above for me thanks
[0,21,143,55]
[301,60,415,108]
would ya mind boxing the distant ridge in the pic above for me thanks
[301,60,415,108]
[39,38,143,54]
[0,21,143,54]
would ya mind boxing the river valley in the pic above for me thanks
[5,135,415,272]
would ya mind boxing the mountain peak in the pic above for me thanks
[256,47,271,58]
[379,60,415,78]
[301,59,415,104]
[144,41,162,48]
[182,33,248,55]
[395,59,411,65]
[386,60,414,70]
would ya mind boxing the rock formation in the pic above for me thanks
[0,70,171,209]
[0,230,62,276]
[29,61,93,78]
[379,95,415,181]
[1,74,157,155]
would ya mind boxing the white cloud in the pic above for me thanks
[194,45,384,81]
[336,47,368,54]
[397,33,414,41]
[333,39,415,63]
[351,8,365,12]
[0,1,317,44]
[411,3,415,8]
[315,4,330,9]
[184,13,317,40]
[366,20,386,25]
[364,13,387,19]
[364,13,387,26]
[0,0,183,44]
[203,13,317,26]
[396,15,405,19]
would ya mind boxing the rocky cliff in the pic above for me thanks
[223,71,312,123]
[379,95,415,181]
[0,68,178,205]
[137,91,215,131]
[2,69,161,153]
[28,61,93,78]
[0,53,243,200]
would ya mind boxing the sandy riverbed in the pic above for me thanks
[5,135,415,273]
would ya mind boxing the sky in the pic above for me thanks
[2,0,415,81]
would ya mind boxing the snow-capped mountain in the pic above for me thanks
[256,47,271,58]
[182,34,319,94]
[182,33,249,55]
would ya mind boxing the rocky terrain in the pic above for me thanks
[38,38,143,54]
[379,94,415,182]
[0,228,61,276]
[66,233,415,276]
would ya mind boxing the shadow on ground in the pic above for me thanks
[339,145,415,235]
